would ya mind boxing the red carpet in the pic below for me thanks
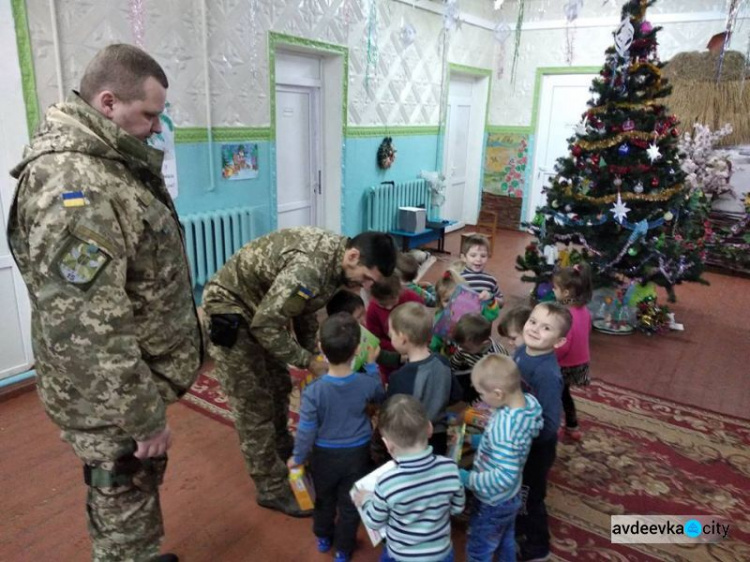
[184,372,750,561]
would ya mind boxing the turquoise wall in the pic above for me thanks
[341,134,441,236]
[173,141,273,236]
[172,134,442,238]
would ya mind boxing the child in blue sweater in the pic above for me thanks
[460,355,543,561]
[288,312,385,562]
[513,302,572,562]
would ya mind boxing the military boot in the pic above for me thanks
[257,486,313,518]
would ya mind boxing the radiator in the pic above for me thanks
[364,179,430,232]
[180,206,257,287]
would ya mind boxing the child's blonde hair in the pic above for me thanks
[471,354,521,395]
[460,233,490,257]
[378,394,431,449]
[552,263,593,304]
[390,302,433,346]
[434,268,465,310]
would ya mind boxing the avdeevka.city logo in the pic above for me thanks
[611,515,730,544]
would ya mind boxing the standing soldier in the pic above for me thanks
[203,228,396,517]
[7,45,203,562]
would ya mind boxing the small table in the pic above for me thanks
[390,220,455,254]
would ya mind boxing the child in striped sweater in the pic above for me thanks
[460,355,543,562]
[357,395,465,562]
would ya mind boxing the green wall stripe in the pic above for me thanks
[487,126,533,134]
[346,126,440,138]
[175,127,271,143]
[11,0,40,137]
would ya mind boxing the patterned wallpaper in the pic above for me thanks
[22,0,745,129]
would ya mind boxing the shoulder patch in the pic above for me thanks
[282,285,316,317]
[61,190,88,208]
[57,238,110,288]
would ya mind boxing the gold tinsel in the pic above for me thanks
[562,183,686,204]
[587,100,660,115]
[578,130,662,151]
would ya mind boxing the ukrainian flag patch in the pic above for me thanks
[296,286,314,300]
[62,191,88,208]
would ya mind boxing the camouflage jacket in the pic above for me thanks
[7,93,203,441]
[202,227,347,368]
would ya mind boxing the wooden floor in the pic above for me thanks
[1,229,748,561]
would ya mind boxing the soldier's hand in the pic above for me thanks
[134,426,172,459]
[308,355,329,377]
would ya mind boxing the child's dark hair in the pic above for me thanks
[498,305,532,338]
[553,262,593,304]
[378,394,430,449]
[396,253,420,282]
[326,289,365,317]
[370,275,401,302]
[452,313,491,346]
[319,312,361,364]
[460,233,490,256]
[390,302,432,346]
[535,302,573,337]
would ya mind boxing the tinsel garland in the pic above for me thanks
[578,130,665,151]
[635,296,671,335]
[588,100,659,115]
[510,0,526,84]
[562,183,685,204]
[129,0,145,47]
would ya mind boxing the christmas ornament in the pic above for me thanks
[634,181,644,194]
[614,17,635,58]
[646,142,662,163]
[618,143,630,156]
[628,247,638,256]
[651,177,659,187]
[664,211,673,221]
[622,119,635,132]
[400,22,417,47]
[563,0,583,22]
[494,22,512,44]
[575,116,589,136]
[613,177,623,188]
[635,296,671,335]
[610,192,631,224]
[572,145,582,157]
[640,21,654,34]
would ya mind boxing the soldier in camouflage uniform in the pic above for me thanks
[202,227,396,517]
[6,45,203,562]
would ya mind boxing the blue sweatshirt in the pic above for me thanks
[293,363,385,464]
[464,393,543,505]
[513,345,563,442]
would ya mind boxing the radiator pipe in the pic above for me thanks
[200,0,216,191]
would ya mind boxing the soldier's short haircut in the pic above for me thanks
[370,275,401,302]
[378,394,430,449]
[498,305,532,338]
[348,231,397,277]
[80,44,169,104]
[326,289,365,317]
[452,313,491,346]
[396,253,420,282]
[460,233,490,256]
[389,302,432,346]
[535,302,573,338]
[319,312,361,365]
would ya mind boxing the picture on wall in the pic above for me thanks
[221,143,259,180]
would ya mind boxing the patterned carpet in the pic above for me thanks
[184,372,750,561]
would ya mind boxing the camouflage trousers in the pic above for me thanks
[62,429,167,562]
[210,326,294,498]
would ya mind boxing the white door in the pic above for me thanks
[275,51,322,230]
[443,80,472,229]
[0,1,34,380]
[528,73,595,223]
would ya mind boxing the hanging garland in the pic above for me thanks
[561,183,685,204]
[365,0,379,93]
[129,0,145,47]
[510,0,526,84]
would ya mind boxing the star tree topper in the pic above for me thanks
[610,192,631,224]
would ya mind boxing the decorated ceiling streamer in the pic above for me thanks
[129,0,145,47]
[365,0,379,94]
[510,0,526,84]
[716,0,746,82]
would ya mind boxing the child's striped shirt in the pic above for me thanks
[465,393,543,505]
[361,447,465,561]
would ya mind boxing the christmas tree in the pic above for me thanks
[518,0,709,303]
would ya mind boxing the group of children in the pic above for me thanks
[288,233,594,562]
